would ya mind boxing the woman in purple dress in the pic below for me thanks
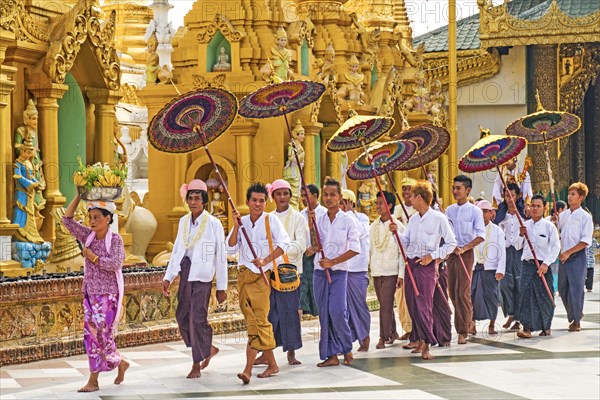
[63,190,129,392]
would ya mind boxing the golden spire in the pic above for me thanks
[276,25,287,40]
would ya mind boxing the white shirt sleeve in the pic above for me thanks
[436,215,457,260]
[347,216,361,255]
[493,173,504,205]
[213,220,228,291]
[581,211,594,247]
[473,207,486,241]
[287,214,308,266]
[164,218,185,282]
[496,226,506,276]
[547,222,561,266]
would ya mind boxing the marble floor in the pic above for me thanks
[1,276,599,400]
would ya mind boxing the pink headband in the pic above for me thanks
[180,179,208,202]
[266,179,291,202]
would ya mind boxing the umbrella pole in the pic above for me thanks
[542,132,559,218]
[282,114,332,284]
[360,142,420,297]
[496,162,555,306]
[385,172,411,222]
[196,127,269,286]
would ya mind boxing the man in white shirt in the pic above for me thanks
[370,191,405,349]
[227,183,291,384]
[471,200,505,336]
[497,184,526,331]
[260,179,308,365]
[445,175,486,344]
[399,180,457,360]
[162,179,228,379]
[312,177,360,367]
[393,177,417,341]
[300,184,327,316]
[341,189,371,352]
[493,157,533,207]
[558,182,594,332]
[517,194,560,338]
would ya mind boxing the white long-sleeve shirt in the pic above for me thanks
[393,203,416,225]
[226,212,290,274]
[370,217,406,278]
[446,202,486,247]
[164,211,228,291]
[499,212,524,250]
[314,209,361,271]
[271,207,308,273]
[301,204,327,248]
[520,218,560,266]
[347,211,370,273]
[400,208,457,260]
[558,207,593,251]
[475,222,506,275]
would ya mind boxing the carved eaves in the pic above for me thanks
[423,48,501,88]
[43,1,120,90]
[0,0,49,44]
[196,14,245,44]
[478,0,600,47]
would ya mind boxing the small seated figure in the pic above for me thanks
[337,54,366,105]
[146,32,160,85]
[314,42,337,86]
[213,46,231,72]
[210,191,226,218]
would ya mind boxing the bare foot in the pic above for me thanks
[421,349,435,360]
[402,341,417,350]
[458,334,467,345]
[539,329,551,336]
[78,383,99,393]
[568,322,581,332]
[517,330,532,338]
[253,354,268,366]
[200,346,219,370]
[376,338,386,349]
[469,321,477,335]
[186,363,201,379]
[237,373,250,384]
[502,317,514,329]
[438,342,451,347]
[317,356,339,367]
[488,325,498,335]
[343,352,354,366]
[287,350,301,365]
[257,366,279,378]
[509,321,521,332]
[398,332,411,341]
[357,336,370,352]
[114,360,129,384]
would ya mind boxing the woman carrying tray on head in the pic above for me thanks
[63,187,129,393]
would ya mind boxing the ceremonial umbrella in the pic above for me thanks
[347,138,451,307]
[505,91,581,213]
[459,130,555,305]
[238,80,332,282]
[148,88,269,285]
[393,124,450,217]
[328,111,420,296]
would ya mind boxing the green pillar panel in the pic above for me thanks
[57,73,86,203]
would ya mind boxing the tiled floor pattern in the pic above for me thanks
[1,276,599,400]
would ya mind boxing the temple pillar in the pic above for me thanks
[86,88,121,164]
[321,124,342,181]
[230,118,259,214]
[27,80,68,242]
[302,121,323,185]
[527,45,559,196]
[0,30,22,276]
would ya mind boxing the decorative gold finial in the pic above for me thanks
[479,125,491,138]
[276,25,287,40]
[147,31,158,47]
[349,53,359,66]
[535,89,545,112]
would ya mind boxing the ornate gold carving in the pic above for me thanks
[287,17,316,48]
[196,14,245,44]
[192,74,227,90]
[379,66,404,118]
[44,2,120,90]
[423,48,501,88]
[120,83,143,107]
[478,0,600,47]
[559,43,600,113]
[0,0,49,44]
